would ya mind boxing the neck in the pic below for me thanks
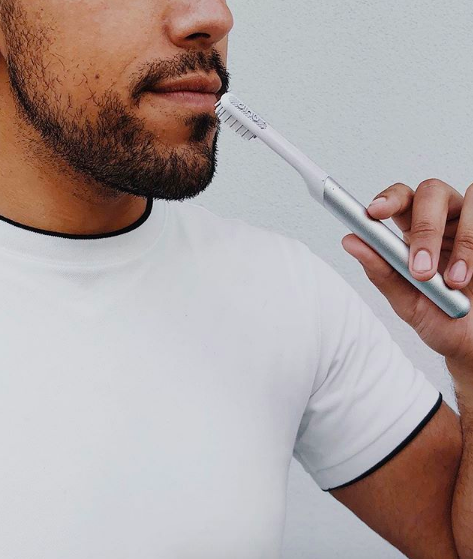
[0,99,147,236]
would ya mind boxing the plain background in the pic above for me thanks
[194,1,473,557]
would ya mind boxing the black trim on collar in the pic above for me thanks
[0,196,154,240]
[322,391,443,492]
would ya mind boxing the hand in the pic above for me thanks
[341,178,473,375]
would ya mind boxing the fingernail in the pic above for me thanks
[449,259,467,282]
[369,197,387,207]
[413,249,432,272]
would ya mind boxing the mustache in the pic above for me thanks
[131,49,231,101]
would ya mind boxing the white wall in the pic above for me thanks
[196,1,473,556]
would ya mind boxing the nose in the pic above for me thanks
[165,0,234,51]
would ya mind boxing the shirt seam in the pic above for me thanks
[308,248,324,397]
[313,381,437,475]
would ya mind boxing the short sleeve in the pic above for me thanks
[292,250,442,492]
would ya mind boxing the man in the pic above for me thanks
[0,1,471,558]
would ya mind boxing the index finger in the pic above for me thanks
[368,179,463,235]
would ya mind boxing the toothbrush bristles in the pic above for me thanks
[214,101,256,141]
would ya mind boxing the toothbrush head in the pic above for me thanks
[214,92,268,141]
[215,91,330,205]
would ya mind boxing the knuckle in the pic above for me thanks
[417,178,442,190]
[410,219,440,239]
[390,182,411,195]
[376,183,407,198]
[455,233,473,253]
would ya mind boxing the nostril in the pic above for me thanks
[186,32,211,39]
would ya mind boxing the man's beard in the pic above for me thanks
[0,0,228,203]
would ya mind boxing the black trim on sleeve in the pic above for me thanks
[322,391,443,492]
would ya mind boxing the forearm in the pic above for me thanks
[448,362,473,559]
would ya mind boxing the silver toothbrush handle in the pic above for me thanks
[322,176,471,319]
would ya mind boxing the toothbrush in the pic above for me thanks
[214,92,470,319]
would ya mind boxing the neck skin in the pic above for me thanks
[0,73,147,237]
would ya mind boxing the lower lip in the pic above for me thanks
[147,91,218,110]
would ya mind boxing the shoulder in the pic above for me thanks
[169,200,315,267]
[166,200,344,314]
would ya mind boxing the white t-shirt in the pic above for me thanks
[0,197,441,558]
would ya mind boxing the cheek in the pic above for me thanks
[58,1,153,56]
[218,36,229,62]
[40,2,153,106]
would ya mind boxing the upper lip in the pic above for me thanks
[150,74,222,97]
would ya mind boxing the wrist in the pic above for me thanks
[445,356,473,394]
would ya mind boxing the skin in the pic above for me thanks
[0,0,233,235]
[339,178,473,558]
[342,179,473,381]
[0,4,472,555]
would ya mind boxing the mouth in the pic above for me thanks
[144,90,220,111]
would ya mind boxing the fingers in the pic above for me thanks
[406,180,451,281]
[367,182,415,234]
[443,183,473,288]
[367,178,464,283]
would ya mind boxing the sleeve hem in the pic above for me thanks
[311,377,441,490]
[321,392,443,491]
